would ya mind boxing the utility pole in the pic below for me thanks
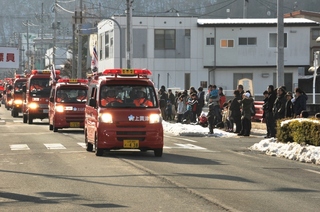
[277,0,284,87]
[26,20,30,70]
[53,0,57,66]
[77,0,83,78]
[40,3,44,69]
[126,0,133,69]
[243,0,248,18]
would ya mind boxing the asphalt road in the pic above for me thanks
[0,106,320,212]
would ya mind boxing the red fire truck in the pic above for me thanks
[3,78,14,110]
[22,70,59,124]
[49,78,88,132]
[11,75,27,117]
[85,69,163,157]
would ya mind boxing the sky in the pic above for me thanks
[162,119,320,165]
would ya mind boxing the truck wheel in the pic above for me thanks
[12,109,18,117]
[23,114,27,123]
[49,124,53,131]
[53,121,58,132]
[85,130,93,151]
[94,135,103,156]
[28,114,33,124]
[154,148,163,157]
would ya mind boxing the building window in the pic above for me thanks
[312,28,320,40]
[105,32,109,58]
[154,29,176,49]
[206,37,215,45]
[269,33,287,48]
[239,37,257,45]
[185,29,190,36]
[220,39,234,48]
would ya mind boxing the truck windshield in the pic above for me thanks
[30,78,50,97]
[100,85,158,108]
[14,81,25,93]
[56,89,87,103]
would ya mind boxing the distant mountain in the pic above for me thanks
[0,0,319,45]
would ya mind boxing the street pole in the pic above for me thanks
[40,3,44,69]
[126,0,133,69]
[243,0,248,18]
[77,0,83,78]
[53,0,57,66]
[26,20,29,70]
[312,51,319,104]
[277,0,284,87]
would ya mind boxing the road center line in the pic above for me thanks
[304,169,320,175]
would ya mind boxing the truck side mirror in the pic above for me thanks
[89,98,97,107]
[22,85,26,93]
[3,90,6,94]
[49,97,54,102]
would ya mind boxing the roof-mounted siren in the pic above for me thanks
[31,69,61,75]
[102,69,152,78]
[57,78,88,84]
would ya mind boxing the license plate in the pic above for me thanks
[70,122,80,128]
[123,140,139,148]
[43,109,48,113]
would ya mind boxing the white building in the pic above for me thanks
[97,16,318,98]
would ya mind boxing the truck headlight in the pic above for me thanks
[149,114,162,124]
[55,105,64,112]
[14,99,23,105]
[99,113,113,123]
[29,102,39,109]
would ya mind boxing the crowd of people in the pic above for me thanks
[158,84,309,138]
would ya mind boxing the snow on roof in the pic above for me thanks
[197,18,318,26]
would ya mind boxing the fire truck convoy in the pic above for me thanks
[11,75,27,117]
[3,78,14,110]
[85,69,164,157]
[49,78,88,132]
[22,70,59,124]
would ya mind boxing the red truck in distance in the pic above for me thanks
[11,74,27,117]
[22,70,60,124]
[48,78,88,132]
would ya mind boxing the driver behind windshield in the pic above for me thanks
[101,89,123,106]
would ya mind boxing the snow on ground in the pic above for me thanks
[162,120,320,165]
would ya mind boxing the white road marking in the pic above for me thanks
[13,120,23,123]
[163,146,172,149]
[77,142,86,148]
[305,169,320,175]
[0,120,5,123]
[174,143,207,150]
[10,144,30,150]
[44,143,66,150]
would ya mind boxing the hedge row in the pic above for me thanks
[276,118,320,146]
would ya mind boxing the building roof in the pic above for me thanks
[284,10,320,18]
[197,18,319,27]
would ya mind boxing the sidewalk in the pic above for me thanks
[251,121,266,130]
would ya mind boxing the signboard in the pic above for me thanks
[238,78,254,96]
[0,47,19,69]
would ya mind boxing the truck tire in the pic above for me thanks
[85,130,93,151]
[94,135,103,156]
[154,148,163,157]
[23,114,27,123]
[28,114,33,124]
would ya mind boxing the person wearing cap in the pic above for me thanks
[101,89,123,106]
[238,91,253,136]
[265,85,277,138]
[285,92,294,118]
[272,86,286,121]
[229,89,242,133]
[133,90,153,107]
[293,87,308,118]
[159,85,168,120]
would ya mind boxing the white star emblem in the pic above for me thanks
[128,115,135,121]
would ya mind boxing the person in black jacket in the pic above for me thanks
[293,87,308,118]
[273,86,287,120]
[229,90,242,133]
[265,85,277,138]
[285,92,294,118]
[197,86,205,117]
